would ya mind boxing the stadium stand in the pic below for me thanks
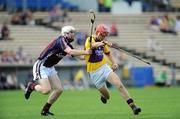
[1,10,180,86]
[1,12,180,64]
[170,0,180,11]
[0,25,60,60]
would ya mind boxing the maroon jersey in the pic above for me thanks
[38,36,73,67]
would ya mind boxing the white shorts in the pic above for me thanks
[33,60,57,80]
[89,64,113,89]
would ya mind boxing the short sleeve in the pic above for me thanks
[104,44,110,54]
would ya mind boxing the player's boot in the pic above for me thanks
[24,81,35,100]
[132,106,141,115]
[41,110,54,116]
[100,96,107,104]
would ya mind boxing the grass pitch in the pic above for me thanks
[0,87,180,119]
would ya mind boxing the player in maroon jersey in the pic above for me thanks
[24,26,91,116]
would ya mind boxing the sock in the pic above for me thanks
[42,103,52,112]
[127,98,136,109]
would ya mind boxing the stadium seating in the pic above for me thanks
[1,12,180,61]
[0,11,180,83]
[170,0,180,10]
[0,24,60,59]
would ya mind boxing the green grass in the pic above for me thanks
[0,87,180,119]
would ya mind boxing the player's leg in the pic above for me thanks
[41,74,63,116]
[108,72,131,100]
[25,60,52,99]
[47,74,63,104]
[36,78,51,93]
[107,72,141,115]
[90,64,112,104]
[98,85,110,104]
[25,78,51,99]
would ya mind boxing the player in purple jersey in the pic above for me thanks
[24,26,91,116]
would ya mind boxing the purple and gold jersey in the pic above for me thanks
[38,36,73,67]
[84,36,110,72]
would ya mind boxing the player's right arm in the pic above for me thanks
[61,37,91,56]
[64,46,91,56]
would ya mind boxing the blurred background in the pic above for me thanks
[0,0,180,91]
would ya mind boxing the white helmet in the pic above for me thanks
[61,25,75,35]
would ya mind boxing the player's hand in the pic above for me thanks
[112,63,118,71]
[102,41,112,47]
